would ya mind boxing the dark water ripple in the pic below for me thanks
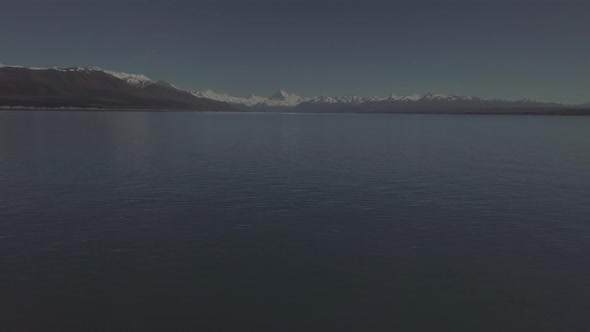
[0,112,589,331]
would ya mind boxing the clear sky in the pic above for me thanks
[1,0,588,103]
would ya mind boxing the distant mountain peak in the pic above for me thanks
[269,90,295,100]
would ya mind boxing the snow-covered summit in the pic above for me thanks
[269,90,291,100]
[267,90,307,106]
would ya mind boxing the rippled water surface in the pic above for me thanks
[1,111,589,331]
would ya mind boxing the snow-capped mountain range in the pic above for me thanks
[0,63,586,112]
[190,89,465,108]
[189,88,565,110]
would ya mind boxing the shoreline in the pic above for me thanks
[1,107,589,116]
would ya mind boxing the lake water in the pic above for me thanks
[1,111,589,331]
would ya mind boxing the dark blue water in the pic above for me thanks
[1,111,589,331]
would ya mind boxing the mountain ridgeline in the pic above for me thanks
[0,65,231,111]
[191,89,582,114]
[0,64,588,114]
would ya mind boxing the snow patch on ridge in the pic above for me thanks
[104,70,154,88]
[192,89,494,107]
[0,63,157,89]
[191,89,309,107]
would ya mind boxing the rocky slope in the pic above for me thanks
[0,65,231,111]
